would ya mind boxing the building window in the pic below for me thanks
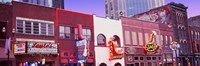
[138,32,143,45]
[82,28,91,40]
[165,36,168,44]
[113,35,121,47]
[59,26,70,39]
[16,18,54,36]
[144,33,149,43]
[25,21,31,34]
[16,20,23,33]
[97,34,106,46]
[125,31,131,44]
[132,32,137,45]
[33,22,39,34]
[140,57,144,60]
[134,57,139,60]
[41,23,47,35]
[152,57,156,60]
[156,35,159,45]
[28,0,52,7]
[74,28,91,40]
[169,36,172,43]
[48,24,54,35]
[160,35,164,45]
[147,57,151,60]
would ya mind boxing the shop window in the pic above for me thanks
[140,63,144,66]
[127,56,133,62]
[97,34,106,46]
[127,64,134,66]
[140,57,144,60]
[148,62,152,66]
[135,63,139,66]
[152,57,156,60]
[147,57,151,60]
[134,57,139,60]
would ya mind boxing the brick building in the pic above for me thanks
[121,17,163,66]
[188,15,200,66]
[0,1,95,66]
[132,2,192,66]
[56,9,95,66]
[0,3,15,66]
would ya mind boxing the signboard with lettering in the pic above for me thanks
[108,37,124,60]
[76,39,88,63]
[144,31,159,54]
[27,42,58,54]
[13,42,26,54]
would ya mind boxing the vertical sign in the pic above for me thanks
[76,39,87,63]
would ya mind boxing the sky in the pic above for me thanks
[64,0,200,18]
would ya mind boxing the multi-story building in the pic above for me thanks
[56,8,95,66]
[0,0,64,9]
[188,15,200,66]
[93,15,124,66]
[133,2,192,66]
[0,1,95,66]
[105,0,165,19]
[12,1,58,66]
[121,17,163,66]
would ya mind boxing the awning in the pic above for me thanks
[0,48,15,61]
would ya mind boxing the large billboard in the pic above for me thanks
[27,41,58,54]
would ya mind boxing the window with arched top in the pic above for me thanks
[99,63,107,66]
[114,63,122,66]
[113,35,121,47]
[97,34,106,46]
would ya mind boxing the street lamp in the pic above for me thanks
[170,41,180,66]
[2,27,15,66]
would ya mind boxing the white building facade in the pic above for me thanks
[93,15,125,66]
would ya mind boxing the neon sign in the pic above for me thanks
[144,31,159,54]
[27,42,58,54]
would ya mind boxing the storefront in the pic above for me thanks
[13,39,59,66]
[125,49,162,66]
